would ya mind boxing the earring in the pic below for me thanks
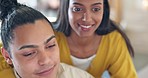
[6,58,9,63]
[6,58,10,63]
[6,58,12,64]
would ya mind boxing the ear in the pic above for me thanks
[1,47,13,64]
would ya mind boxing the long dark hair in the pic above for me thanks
[54,0,134,57]
[0,0,53,55]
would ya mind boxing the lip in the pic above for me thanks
[78,23,94,31]
[35,65,55,76]
[81,25,92,28]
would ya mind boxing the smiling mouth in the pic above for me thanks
[78,23,95,31]
[36,65,55,76]
[78,23,94,28]
[81,25,92,28]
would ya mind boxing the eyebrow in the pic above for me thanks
[73,2,83,6]
[73,2,102,6]
[91,2,102,6]
[19,45,38,50]
[44,35,56,44]
[19,35,56,50]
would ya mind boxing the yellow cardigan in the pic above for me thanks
[55,30,137,78]
[0,30,137,78]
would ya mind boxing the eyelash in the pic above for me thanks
[72,7,83,12]
[23,51,36,57]
[72,7,101,12]
[22,43,56,57]
[46,44,56,49]
[92,8,101,12]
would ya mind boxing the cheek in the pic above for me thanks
[68,10,73,24]
[95,13,103,24]
[68,10,79,25]
[100,11,104,20]
[54,48,60,62]
[13,59,36,70]
[14,60,37,77]
[68,13,80,29]
[52,46,60,63]
[11,55,37,75]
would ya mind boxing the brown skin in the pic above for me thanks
[67,0,104,58]
[1,19,60,78]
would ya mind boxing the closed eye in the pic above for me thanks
[46,44,56,49]
[23,51,36,57]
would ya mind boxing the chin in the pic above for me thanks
[79,32,94,37]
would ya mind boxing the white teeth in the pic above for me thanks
[81,25,91,28]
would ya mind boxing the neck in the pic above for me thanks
[67,31,102,58]
[69,32,99,46]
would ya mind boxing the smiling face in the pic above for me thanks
[4,19,60,78]
[68,0,104,37]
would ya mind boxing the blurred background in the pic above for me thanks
[0,0,148,77]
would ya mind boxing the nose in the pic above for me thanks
[82,12,92,22]
[38,51,52,66]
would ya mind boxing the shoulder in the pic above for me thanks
[54,31,66,42]
[107,30,123,39]
[59,63,94,78]
[101,30,128,61]
[102,30,124,44]
[54,31,65,38]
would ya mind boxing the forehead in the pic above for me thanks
[12,19,54,45]
[14,19,53,35]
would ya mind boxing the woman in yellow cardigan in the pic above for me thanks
[0,0,137,78]
[54,0,137,78]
